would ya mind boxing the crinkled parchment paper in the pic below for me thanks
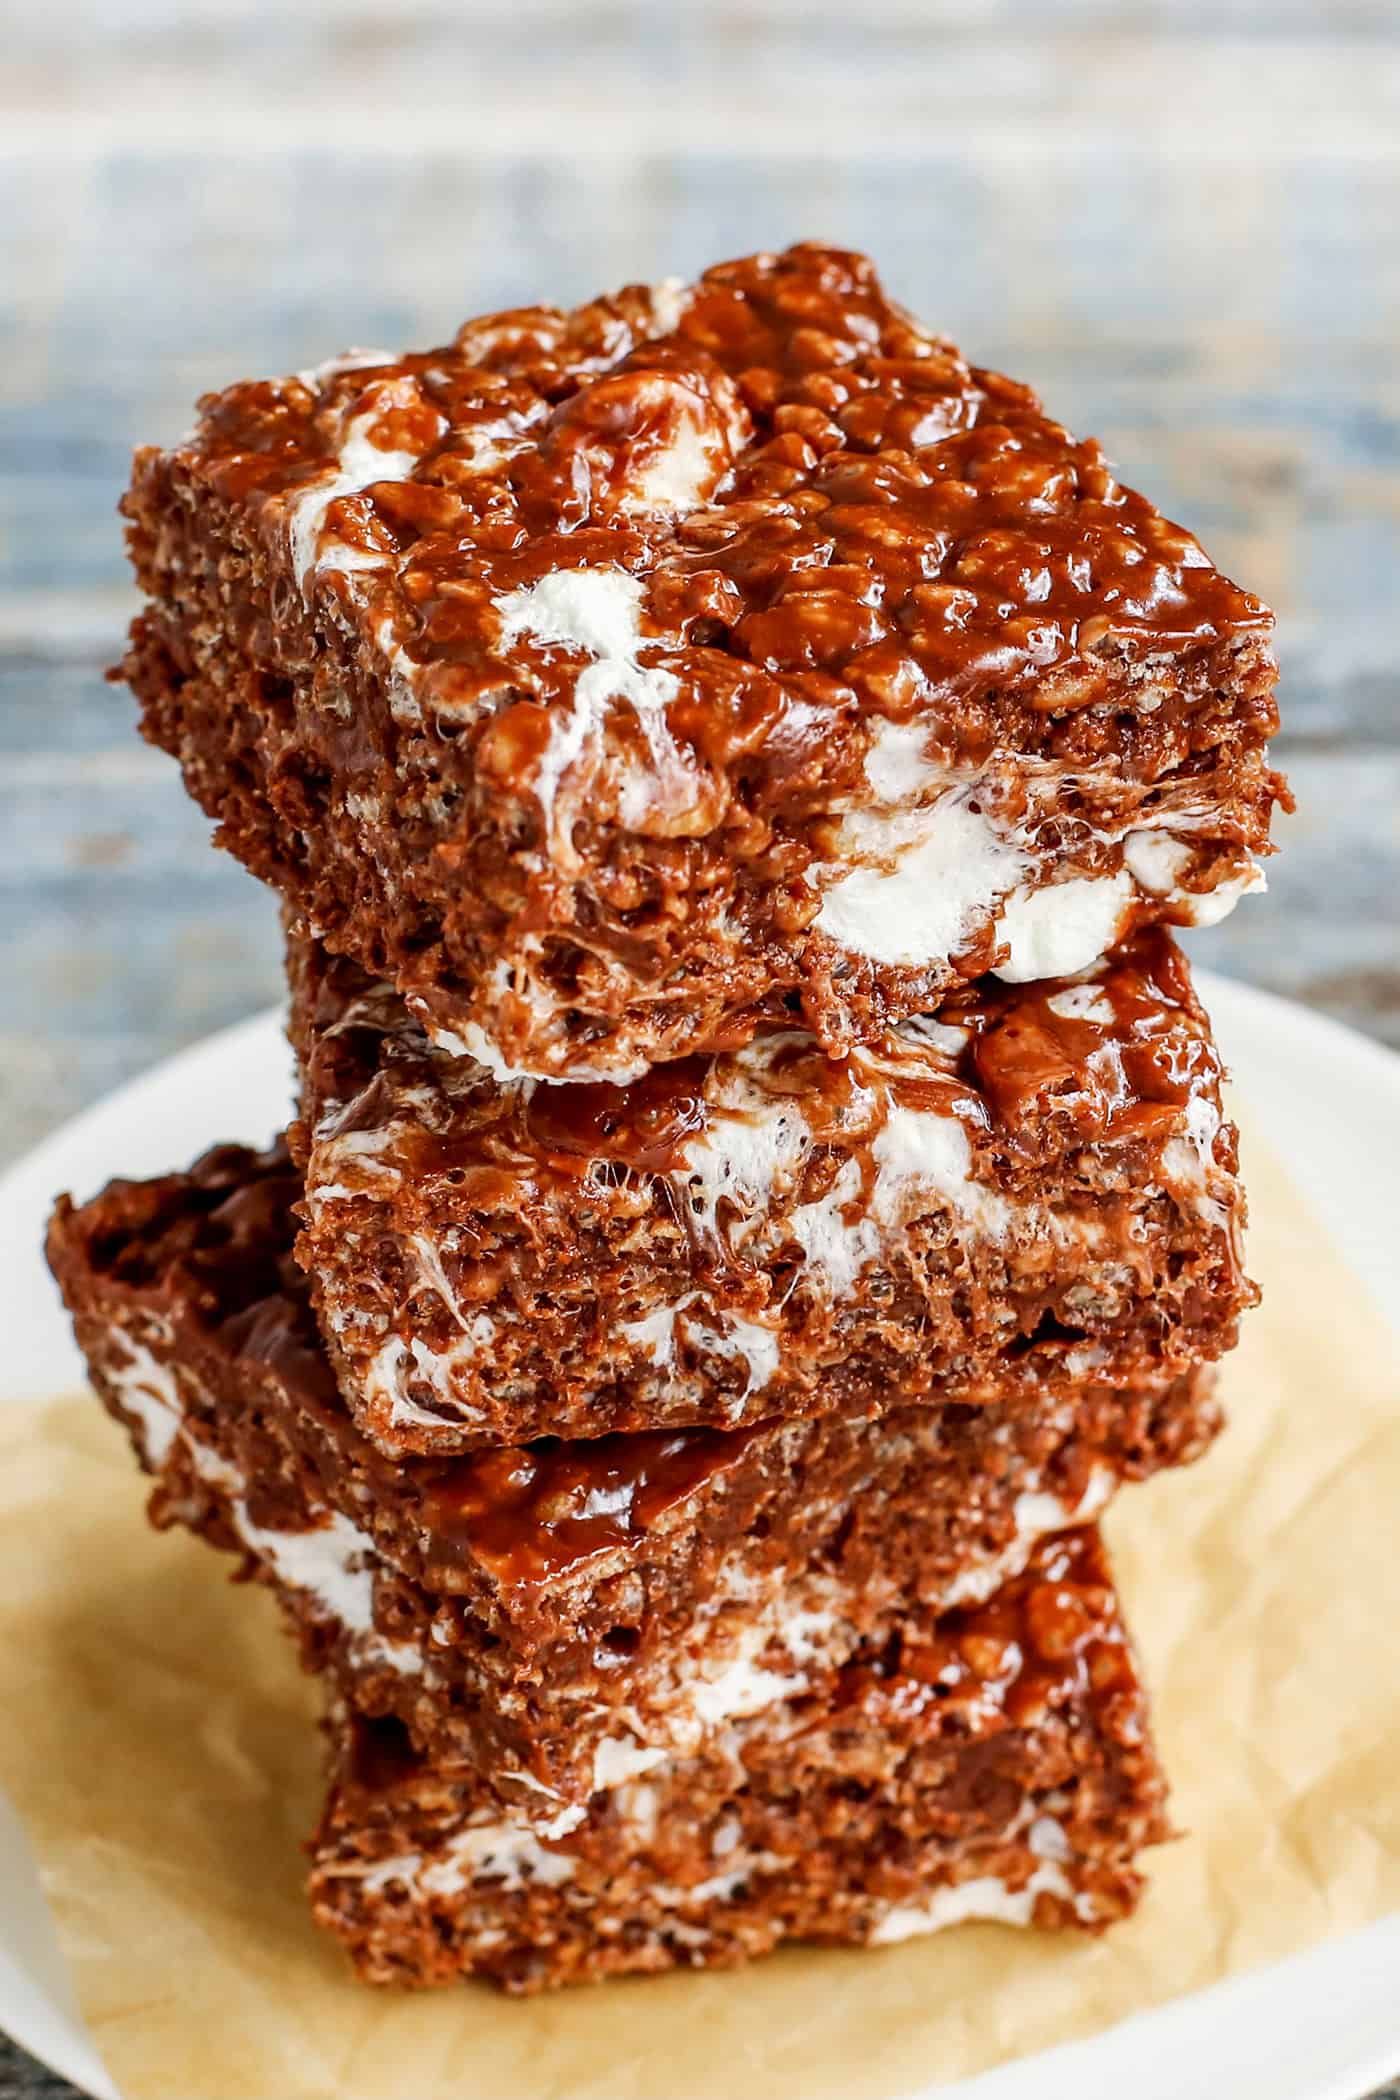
[1,1129,1397,2100]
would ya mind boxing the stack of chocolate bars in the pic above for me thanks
[48,246,1284,1993]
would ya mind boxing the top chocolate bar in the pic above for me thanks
[121,243,1283,1082]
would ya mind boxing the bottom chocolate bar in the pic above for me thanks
[308,1527,1169,1993]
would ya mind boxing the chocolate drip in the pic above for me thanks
[421,1425,765,1585]
[833,1525,1134,1734]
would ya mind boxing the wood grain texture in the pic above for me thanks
[2,5,1397,2094]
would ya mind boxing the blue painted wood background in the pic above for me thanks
[2,3,1397,2094]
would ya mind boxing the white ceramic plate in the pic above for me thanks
[2,974,1398,2100]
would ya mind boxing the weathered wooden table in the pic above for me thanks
[2,3,1397,2094]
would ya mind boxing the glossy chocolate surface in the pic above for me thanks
[835,1525,1136,1737]
[306,926,1221,1190]
[174,243,1272,787]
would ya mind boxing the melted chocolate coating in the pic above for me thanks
[421,1427,766,1584]
[834,1526,1135,1736]
[185,242,1271,787]
[304,926,1221,1191]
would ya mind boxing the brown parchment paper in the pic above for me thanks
[2,1126,1399,2100]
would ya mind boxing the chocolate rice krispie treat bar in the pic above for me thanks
[48,1143,1216,1823]
[289,927,1253,1454]
[120,242,1284,1083]
[309,1527,1170,1992]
